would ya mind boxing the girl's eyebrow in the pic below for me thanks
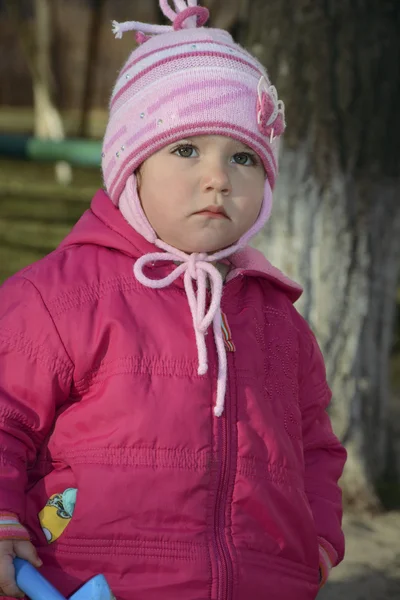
[232,141,254,152]
[169,138,193,146]
[168,137,255,153]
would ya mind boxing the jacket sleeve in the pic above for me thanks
[0,275,73,521]
[298,323,347,568]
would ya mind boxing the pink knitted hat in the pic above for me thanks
[102,0,286,205]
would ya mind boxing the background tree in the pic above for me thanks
[79,0,107,138]
[5,0,72,183]
[219,0,400,509]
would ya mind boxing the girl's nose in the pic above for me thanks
[202,163,231,195]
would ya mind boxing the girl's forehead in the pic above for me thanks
[170,135,254,151]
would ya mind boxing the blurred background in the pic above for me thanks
[0,1,399,598]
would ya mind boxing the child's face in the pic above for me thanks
[137,135,265,254]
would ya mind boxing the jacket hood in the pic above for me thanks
[59,189,302,303]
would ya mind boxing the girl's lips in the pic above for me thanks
[195,210,229,219]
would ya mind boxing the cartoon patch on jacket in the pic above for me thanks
[38,488,77,543]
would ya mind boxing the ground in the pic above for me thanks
[319,512,400,599]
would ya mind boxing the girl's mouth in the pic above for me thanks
[195,206,229,219]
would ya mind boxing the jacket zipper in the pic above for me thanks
[214,341,234,600]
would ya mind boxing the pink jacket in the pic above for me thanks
[0,190,346,600]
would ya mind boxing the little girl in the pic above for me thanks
[0,1,346,599]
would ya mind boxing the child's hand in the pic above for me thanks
[0,539,42,598]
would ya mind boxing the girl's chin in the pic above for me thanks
[175,244,236,255]
[169,237,240,255]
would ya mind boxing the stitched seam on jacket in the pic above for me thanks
[73,356,201,392]
[22,276,75,368]
[230,300,295,324]
[0,329,72,381]
[262,305,296,323]
[49,276,137,316]
[48,274,186,317]
[0,406,37,437]
[0,405,45,449]
[53,446,211,470]
[237,455,302,487]
[53,538,208,560]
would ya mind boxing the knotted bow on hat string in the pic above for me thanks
[112,0,210,45]
[134,246,227,417]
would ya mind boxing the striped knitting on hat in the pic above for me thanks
[0,512,30,541]
[102,0,286,206]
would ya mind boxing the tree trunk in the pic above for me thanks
[79,0,106,138]
[204,0,248,31]
[240,1,400,509]
[34,0,72,184]
[5,0,72,184]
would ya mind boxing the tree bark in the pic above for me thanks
[204,0,248,31]
[241,1,400,508]
[34,0,72,184]
[5,0,72,183]
[79,0,106,138]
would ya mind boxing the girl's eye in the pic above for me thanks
[232,152,257,166]
[173,145,198,158]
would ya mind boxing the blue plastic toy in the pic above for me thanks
[13,558,116,600]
